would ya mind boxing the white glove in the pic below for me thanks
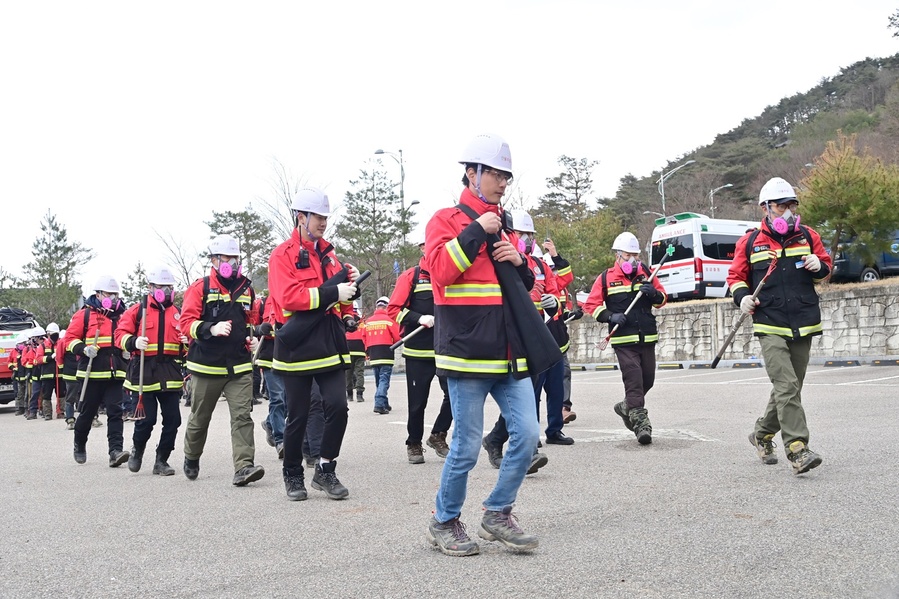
[740,296,758,315]
[50,352,56,360]
[803,254,821,272]
[347,264,361,282]
[248,336,259,354]
[180,335,189,344]
[210,321,232,337]
[540,294,557,310]
[83,345,99,359]
[337,282,357,302]
[418,314,435,328]
[135,336,149,351]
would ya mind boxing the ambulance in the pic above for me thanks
[649,212,756,300]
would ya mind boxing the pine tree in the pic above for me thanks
[20,210,94,326]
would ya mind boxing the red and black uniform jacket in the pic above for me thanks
[426,187,535,378]
[38,337,58,380]
[363,308,400,366]
[55,335,77,381]
[254,295,285,371]
[387,259,436,360]
[22,345,35,379]
[527,255,570,353]
[584,261,667,347]
[268,229,353,376]
[64,296,128,380]
[345,318,366,358]
[181,269,258,377]
[7,347,20,377]
[115,296,185,392]
[726,220,831,340]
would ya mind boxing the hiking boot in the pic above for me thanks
[66,418,75,430]
[356,392,364,403]
[25,412,36,420]
[184,398,191,407]
[614,401,634,431]
[128,445,145,472]
[346,391,353,401]
[43,414,53,421]
[786,441,823,475]
[312,461,349,499]
[233,464,265,486]
[304,455,318,469]
[479,506,539,552]
[427,516,480,557]
[14,408,24,416]
[92,417,103,428]
[183,457,200,480]
[276,442,284,460]
[153,452,175,476]
[109,449,130,468]
[283,467,307,501]
[261,420,275,447]
[482,436,503,469]
[749,432,778,465]
[407,443,425,464]
[73,443,87,464]
[373,406,389,414]
[562,407,577,424]
[426,432,450,458]
[629,408,652,445]
[527,452,549,475]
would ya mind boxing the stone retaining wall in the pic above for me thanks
[566,283,899,364]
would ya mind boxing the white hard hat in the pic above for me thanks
[93,275,121,293]
[758,177,797,205]
[409,228,427,246]
[60,329,66,337]
[292,187,332,217]
[612,232,641,253]
[208,234,240,257]
[46,322,60,334]
[459,133,513,174]
[30,326,46,337]
[376,296,389,306]
[15,333,28,344]
[509,210,536,233]
[146,265,177,286]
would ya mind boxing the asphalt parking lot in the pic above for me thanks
[2,364,898,598]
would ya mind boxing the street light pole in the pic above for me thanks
[375,148,418,269]
[708,183,733,218]
[656,159,696,215]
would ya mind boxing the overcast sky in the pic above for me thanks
[2,1,897,293]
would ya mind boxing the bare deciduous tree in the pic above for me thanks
[154,230,204,288]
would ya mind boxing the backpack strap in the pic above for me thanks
[82,306,90,342]
[744,229,762,261]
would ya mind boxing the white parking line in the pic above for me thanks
[835,374,899,385]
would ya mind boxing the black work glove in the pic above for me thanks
[610,313,628,328]
[254,322,273,337]
[569,307,584,321]
[343,316,358,333]
[639,283,660,301]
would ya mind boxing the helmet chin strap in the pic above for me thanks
[297,211,319,242]
[474,164,489,204]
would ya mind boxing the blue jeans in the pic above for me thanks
[263,369,286,445]
[372,365,393,410]
[535,359,565,436]
[435,374,539,522]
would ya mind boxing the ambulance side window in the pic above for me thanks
[653,235,693,263]
[701,234,740,260]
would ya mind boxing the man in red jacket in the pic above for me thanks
[63,276,130,467]
[268,186,359,502]
[180,235,264,487]
[727,177,830,475]
[425,133,540,557]
[116,266,185,477]
[364,296,400,415]
[344,302,366,402]
[584,232,667,445]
